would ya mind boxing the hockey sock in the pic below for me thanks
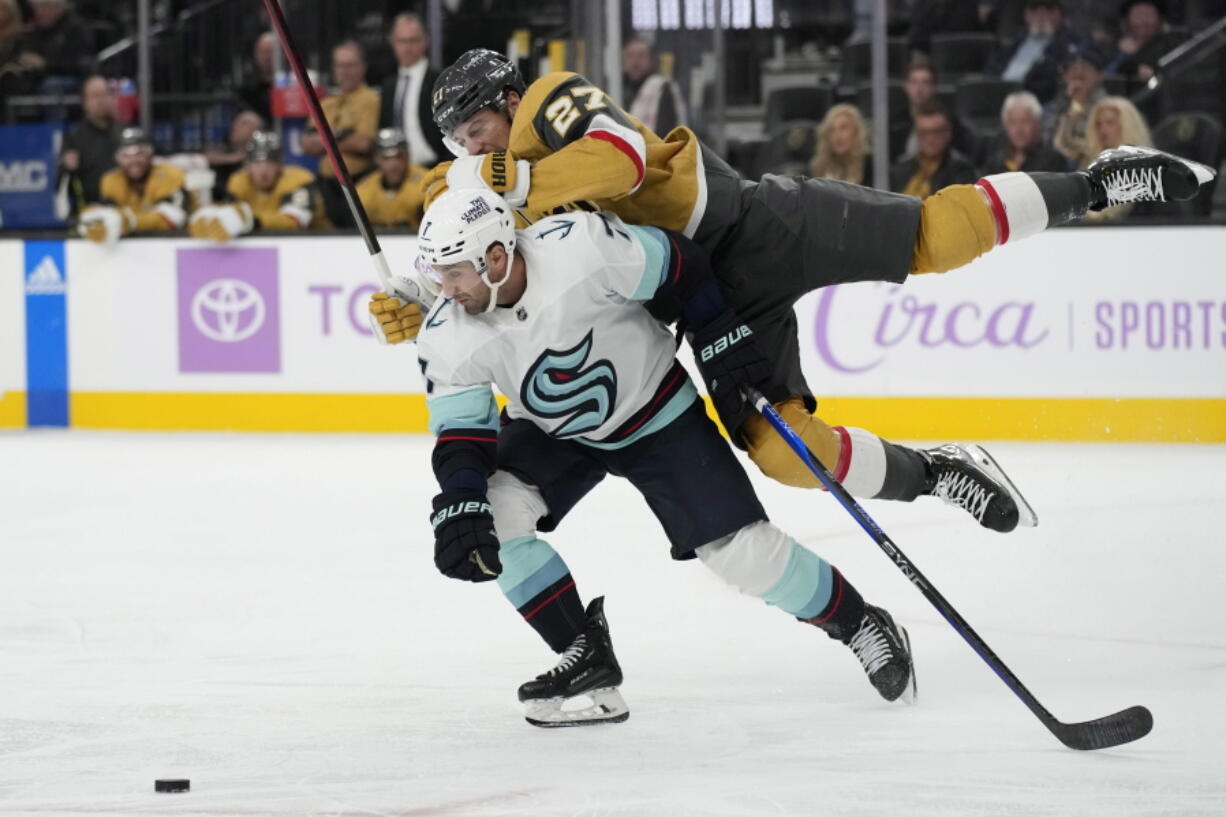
[831,426,929,502]
[496,535,585,652]
[976,172,1095,244]
[801,565,867,643]
[751,534,866,640]
[695,523,866,640]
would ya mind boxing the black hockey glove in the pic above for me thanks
[430,491,502,583]
[692,310,772,437]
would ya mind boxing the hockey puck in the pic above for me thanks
[154,779,190,793]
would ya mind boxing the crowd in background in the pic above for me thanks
[809,47,1160,223]
[1,0,1221,240]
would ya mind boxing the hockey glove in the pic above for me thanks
[188,203,254,243]
[692,310,772,438]
[368,292,423,344]
[78,205,134,244]
[445,151,531,207]
[421,161,451,210]
[430,491,502,582]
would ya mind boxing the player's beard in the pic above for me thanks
[457,287,490,314]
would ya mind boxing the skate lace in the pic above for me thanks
[932,471,994,523]
[847,617,893,675]
[1103,167,1164,206]
[547,634,588,676]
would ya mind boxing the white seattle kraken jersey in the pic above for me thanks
[417,212,698,449]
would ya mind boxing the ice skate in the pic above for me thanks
[847,605,916,703]
[922,443,1038,533]
[1084,145,1216,209]
[517,596,629,728]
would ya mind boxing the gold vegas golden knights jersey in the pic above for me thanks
[356,164,428,229]
[225,165,329,230]
[98,162,190,231]
[508,72,744,246]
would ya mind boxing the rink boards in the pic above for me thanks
[2,227,1224,440]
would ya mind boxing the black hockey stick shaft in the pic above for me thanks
[746,388,1152,750]
[261,0,402,294]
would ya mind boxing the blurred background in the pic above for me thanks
[1,0,1223,231]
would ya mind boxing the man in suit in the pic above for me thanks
[890,102,979,198]
[378,12,447,169]
[988,0,1084,104]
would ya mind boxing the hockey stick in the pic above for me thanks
[261,0,428,304]
[745,387,1153,750]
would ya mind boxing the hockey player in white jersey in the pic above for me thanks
[416,188,916,727]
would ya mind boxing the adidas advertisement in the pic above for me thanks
[2,227,1219,436]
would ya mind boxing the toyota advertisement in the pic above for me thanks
[5,226,1223,437]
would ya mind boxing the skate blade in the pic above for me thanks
[899,626,918,706]
[524,687,629,728]
[964,444,1038,528]
[1183,157,1216,185]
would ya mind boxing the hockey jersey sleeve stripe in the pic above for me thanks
[624,224,670,300]
[587,129,646,190]
[278,204,310,228]
[431,432,497,492]
[427,385,500,436]
[154,202,187,228]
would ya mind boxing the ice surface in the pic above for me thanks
[2,432,1224,816]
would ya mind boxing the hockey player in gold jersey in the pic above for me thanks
[356,128,428,230]
[189,131,328,242]
[78,128,190,243]
[394,49,1214,534]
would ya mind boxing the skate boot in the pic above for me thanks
[517,596,629,728]
[921,443,1038,533]
[846,605,916,703]
[1084,145,1216,210]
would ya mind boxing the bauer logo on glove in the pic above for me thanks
[699,324,753,362]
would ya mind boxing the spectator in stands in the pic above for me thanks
[809,103,872,186]
[204,109,265,203]
[356,127,427,229]
[622,36,687,136]
[189,130,328,242]
[58,74,120,213]
[237,32,275,123]
[15,0,92,95]
[989,0,1084,104]
[1106,0,1183,88]
[302,39,379,227]
[1081,95,1152,221]
[77,127,190,243]
[893,60,979,163]
[889,101,979,198]
[378,13,446,169]
[1047,40,1107,167]
[908,0,989,55]
[982,90,1070,173]
[1,0,33,110]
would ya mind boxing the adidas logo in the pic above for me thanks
[25,255,65,295]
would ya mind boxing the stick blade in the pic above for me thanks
[1051,705,1153,750]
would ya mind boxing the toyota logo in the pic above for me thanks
[190,278,267,342]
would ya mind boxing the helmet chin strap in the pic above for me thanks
[478,259,509,314]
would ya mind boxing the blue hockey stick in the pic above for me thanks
[745,387,1152,750]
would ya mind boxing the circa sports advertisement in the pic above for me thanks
[5,225,1221,437]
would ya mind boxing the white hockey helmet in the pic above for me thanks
[417,188,517,313]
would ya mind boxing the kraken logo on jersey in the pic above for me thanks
[521,330,617,438]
